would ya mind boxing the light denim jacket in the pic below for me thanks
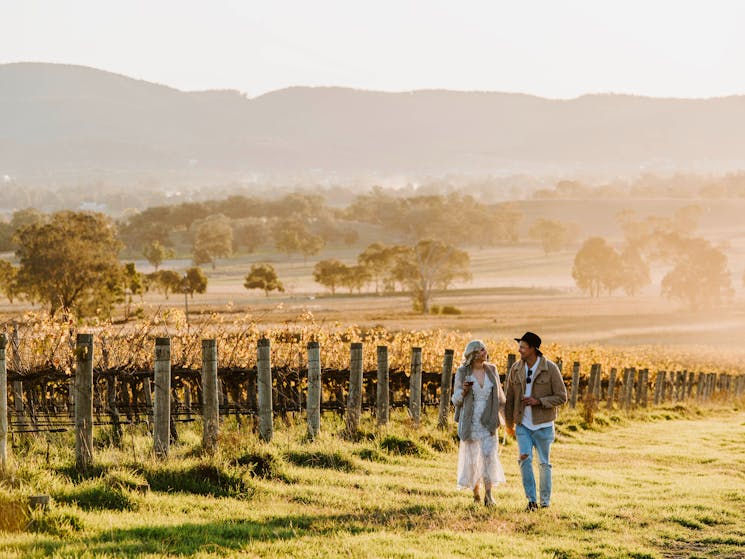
[451,362,506,440]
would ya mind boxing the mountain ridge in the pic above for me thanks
[2,62,745,179]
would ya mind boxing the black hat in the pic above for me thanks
[514,331,541,349]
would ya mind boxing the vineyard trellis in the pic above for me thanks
[1,315,745,472]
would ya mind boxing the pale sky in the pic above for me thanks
[2,0,744,99]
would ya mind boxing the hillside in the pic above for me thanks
[2,62,745,179]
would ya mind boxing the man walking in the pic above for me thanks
[505,332,567,511]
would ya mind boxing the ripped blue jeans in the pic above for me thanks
[516,424,554,506]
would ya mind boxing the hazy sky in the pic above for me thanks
[2,0,744,99]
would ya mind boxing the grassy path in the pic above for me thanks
[1,410,744,558]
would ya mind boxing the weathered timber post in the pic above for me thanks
[257,338,273,442]
[0,334,8,473]
[623,368,635,411]
[11,323,26,428]
[437,349,455,429]
[75,334,94,472]
[594,364,603,400]
[606,368,617,409]
[640,369,649,407]
[345,343,363,437]
[655,371,666,404]
[153,338,171,459]
[696,372,705,400]
[685,372,695,400]
[666,371,675,402]
[306,342,321,439]
[376,346,390,426]
[409,347,423,426]
[202,339,219,453]
[635,368,645,406]
[569,362,580,409]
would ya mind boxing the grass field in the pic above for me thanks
[1,404,744,559]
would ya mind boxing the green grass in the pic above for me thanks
[1,404,744,558]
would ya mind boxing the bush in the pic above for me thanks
[440,305,462,315]
[236,450,287,480]
[142,461,254,498]
[380,435,427,457]
[285,450,356,472]
[53,479,137,511]
[27,510,83,537]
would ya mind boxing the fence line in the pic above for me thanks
[1,337,743,472]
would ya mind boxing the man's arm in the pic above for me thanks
[538,364,568,408]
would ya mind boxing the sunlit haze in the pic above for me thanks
[2,0,745,98]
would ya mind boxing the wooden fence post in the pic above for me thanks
[666,372,675,402]
[635,368,644,406]
[153,337,171,459]
[437,349,455,429]
[345,343,363,437]
[640,369,649,407]
[606,367,617,409]
[623,368,635,411]
[376,346,389,426]
[11,323,26,429]
[0,334,7,473]
[696,372,705,400]
[570,362,580,409]
[202,339,219,453]
[409,347,423,426]
[75,334,94,472]
[257,338,273,442]
[306,342,321,439]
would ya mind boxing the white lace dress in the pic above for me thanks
[456,375,506,489]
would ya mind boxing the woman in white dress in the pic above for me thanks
[451,340,506,506]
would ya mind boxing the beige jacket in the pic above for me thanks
[504,356,567,429]
[451,362,506,440]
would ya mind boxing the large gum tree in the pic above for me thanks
[14,211,124,317]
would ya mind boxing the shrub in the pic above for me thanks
[236,450,287,480]
[380,435,427,457]
[141,462,254,498]
[285,450,356,472]
[53,479,137,511]
[440,305,462,315]
[27,510,83,537]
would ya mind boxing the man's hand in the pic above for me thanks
[506,425,516,438]
[521,396,540,406]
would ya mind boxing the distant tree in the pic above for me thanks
[145,270,182,299]
[121,262,144,320]
[244,263,284,297]
[14,211,123,316]
[0,222,14,251]
[0,260,19,303]
[358,243,398,293]
[618,246,651,296]
[341,265,372,294]
[179,267,208,299]
[234,221,266,253]
[192,214,233,269]
[661,238,732,309]
[273,219,325,261]
[11,207,46,231]
[313,259,348,294]
[118,214,172,252]
[299,234,325,262]
[572,237,622,297]
[528,219,570,254]
[394,240,471,314]
[143,240,175,271]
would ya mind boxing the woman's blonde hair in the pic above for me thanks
[461,339,486,368]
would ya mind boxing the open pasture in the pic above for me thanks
[1,407,743,558]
